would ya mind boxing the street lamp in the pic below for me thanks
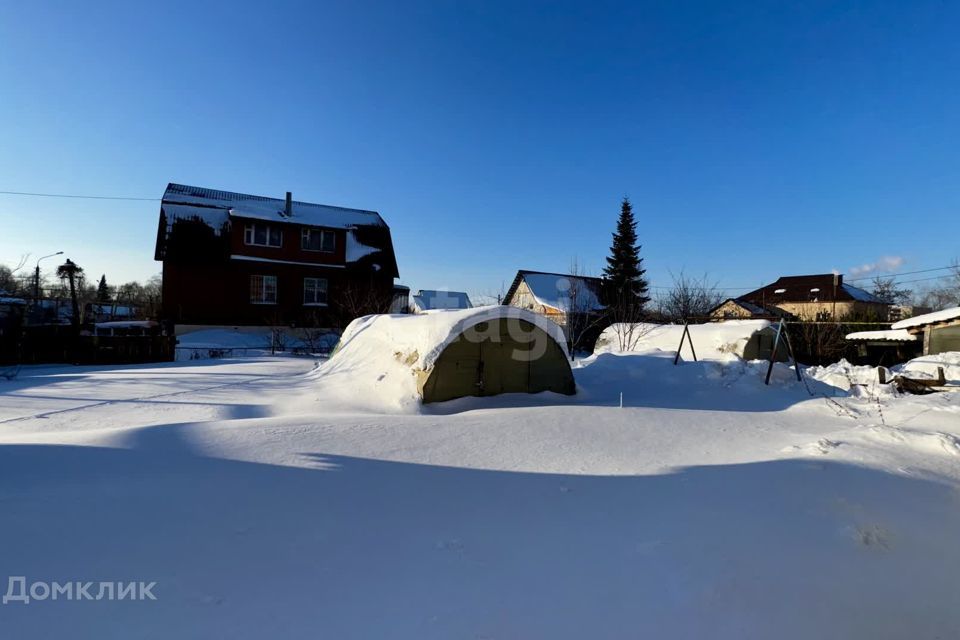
[34,251,63,308]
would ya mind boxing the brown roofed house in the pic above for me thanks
[735,274,890,321]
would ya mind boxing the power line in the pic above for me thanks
[0,190,159,202]
[845,265,956,282]
[884,273,957,286]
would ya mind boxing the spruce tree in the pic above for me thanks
[602,197,650,310]
[96,274,111,302]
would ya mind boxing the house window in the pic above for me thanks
[303,278,327,306]
[244,223,282,247]
[250,275,277,304]
[304,278,328,305]
[301,228,336,252]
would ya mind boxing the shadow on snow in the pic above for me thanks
[0,420,958,639]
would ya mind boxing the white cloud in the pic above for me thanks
[848,256,905,278]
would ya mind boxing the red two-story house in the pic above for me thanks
[154,183,400,328]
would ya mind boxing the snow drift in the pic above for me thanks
[595,320,777,361]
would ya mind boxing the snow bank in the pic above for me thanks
[807,352,960,390]
[314,306,569,412]
[806,359,883,390]
[895,351,960,385]
[595,320,773,360]
[892,306,960,330]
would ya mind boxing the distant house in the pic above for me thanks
[84,303,140,324]
[736,274,889,321]
[390,285,411,314]
[891,306,960,355]
[888,304,933,323]
[709,298,792,321]
[154,183,399,329]
[411,290,472,313]
[503,270,604,329]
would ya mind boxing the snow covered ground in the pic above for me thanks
[1,352,959,638]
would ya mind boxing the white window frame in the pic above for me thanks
[250,275,278,305]
[244,223,283,248]
[303,277,328,306]
[301,228,336,253]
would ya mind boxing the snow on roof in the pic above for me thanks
[87,304,138,315]
[338,305,568,371]
[345,230,381,262]
[0,296,26,305]
[411,290,472,312]
[316,306,570,411]
[741,274,887,305]
[160,203,230,236]
[595,320,774,360]
[891,306,960,330]
[840,283,885,303]
[95,320,158,329]
[712,298,775,316]
[522,273,602,312]
[845,329,917,342]
[163,183,386,230]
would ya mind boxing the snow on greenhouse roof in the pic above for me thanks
[314,306,571,412]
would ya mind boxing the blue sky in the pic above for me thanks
[1,0,958,300]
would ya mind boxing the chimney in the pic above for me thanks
[285,191,293,217]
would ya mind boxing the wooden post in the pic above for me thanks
[764,319,784,385]
[673,321,698,365]
[781,321,803,382]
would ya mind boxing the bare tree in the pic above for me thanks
[658,271,724,322]
[142,275,163,318]
[915,259,960,310]
[870,276,912,305]
[336,278,394,327]
[562,258,608,357]
[0,255,30,295]
[473,280,508,307]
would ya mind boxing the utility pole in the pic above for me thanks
[832,273,839,320]
[34,251,63,311]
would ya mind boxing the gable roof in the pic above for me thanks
[155,183,399,277]
[412,290,472,312]
[504,270,604,313]
[845,329,917,342]
[162,183,386,229]
[708,298,790,318]
[740,274,886,306]
[891,306,960,331]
